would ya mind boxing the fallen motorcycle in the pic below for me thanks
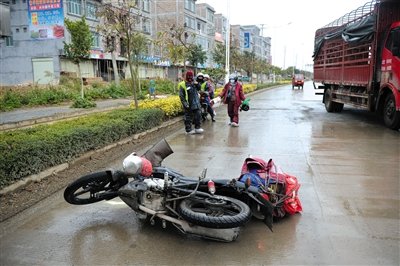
[64,139,302,242]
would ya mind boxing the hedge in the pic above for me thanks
[0,108,163,188]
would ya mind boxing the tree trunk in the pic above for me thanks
[77,62,84,98]
[111,51,120,86]
[128,61,137,108]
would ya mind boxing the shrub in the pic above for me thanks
[0,90,22,111]
[71,97,97,108]
[0,108,164,188]
[140,78,175,95]
[136,95,183,117]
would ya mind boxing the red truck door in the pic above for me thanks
[380,22,400,129]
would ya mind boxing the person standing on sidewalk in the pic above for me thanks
[219,74,245,127]
[178,70,204,134]
[149,78,156,99]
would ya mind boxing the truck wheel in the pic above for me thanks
[324,88,343,113]
[324,88,335,112]
[334,103,344,112]
[383,93,400,130]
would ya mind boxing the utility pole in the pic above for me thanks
[225,0,230,83]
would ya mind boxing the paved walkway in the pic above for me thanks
[0,98,133,130]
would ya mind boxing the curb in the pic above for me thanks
[0,117,182,196]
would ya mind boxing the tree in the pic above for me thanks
[155,24,194,92]
[241,51,256,80]
[230,46,242,72]
[212,42,226,67]
[64,17,93,98]
[187,44,207,73]
[97,30,120,86]
[205,67,226,87]
[97,2,149,108]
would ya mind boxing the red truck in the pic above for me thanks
[313,0,400,130]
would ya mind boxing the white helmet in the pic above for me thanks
[123,153,142,175]
[204,74,210,79]
[197,72,204,78]
[229,74,238,82]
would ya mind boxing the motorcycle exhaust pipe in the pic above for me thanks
[138,205,241,242]
[138,205,186,226]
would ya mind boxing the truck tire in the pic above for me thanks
[324,88,335,112]
[334,102,344,112]
[383,93,400,130]
[324,88,343,113]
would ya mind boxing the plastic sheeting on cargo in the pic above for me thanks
[313,15,376,58]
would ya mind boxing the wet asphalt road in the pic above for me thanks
[1,82,399,265]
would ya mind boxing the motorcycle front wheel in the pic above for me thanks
[178,195,251,228]
[64,171,127,205]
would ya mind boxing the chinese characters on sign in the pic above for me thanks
[28,0,65,39]
[244,32,250,49]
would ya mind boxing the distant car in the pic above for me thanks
[292,74,304,89]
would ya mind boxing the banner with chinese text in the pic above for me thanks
[28,0,65,39]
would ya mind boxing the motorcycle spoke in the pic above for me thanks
[191,207,212,215]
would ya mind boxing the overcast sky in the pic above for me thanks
[197,0,371,70]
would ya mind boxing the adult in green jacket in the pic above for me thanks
[178,70,204,134]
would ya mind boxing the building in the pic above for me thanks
[152,0,217,73]
[214,13,227,44]
[195,3,215,68]
[241,25,271,64]
[0,0,163,86]
[0,0,272,86]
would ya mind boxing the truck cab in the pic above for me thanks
[379,22,400,129]
[292,74,304,90]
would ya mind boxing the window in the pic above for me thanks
[86,2,97,20]
[184,0,195,12]
[206,9,214,23]
[143,0,150,12]
[120,38,126,56]
[68,0,82,16]
[385,27,400,54]
[142,19,151,34]
[196,36,207,49]
[184,16,195,29]
[5,36,13,46]
[91,32,100,48]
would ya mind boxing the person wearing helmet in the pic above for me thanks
[178,70,204,134]
[219,74,246,127]
[198,73,216,122]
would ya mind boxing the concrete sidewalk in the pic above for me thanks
[0,98,133,130]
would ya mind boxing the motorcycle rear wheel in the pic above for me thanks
[64,171,126,205]
[178,196,251,229]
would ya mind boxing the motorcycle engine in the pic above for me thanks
[118,178,165,213]
[141,179,165,211]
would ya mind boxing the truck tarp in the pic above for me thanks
[313,15,376,58]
